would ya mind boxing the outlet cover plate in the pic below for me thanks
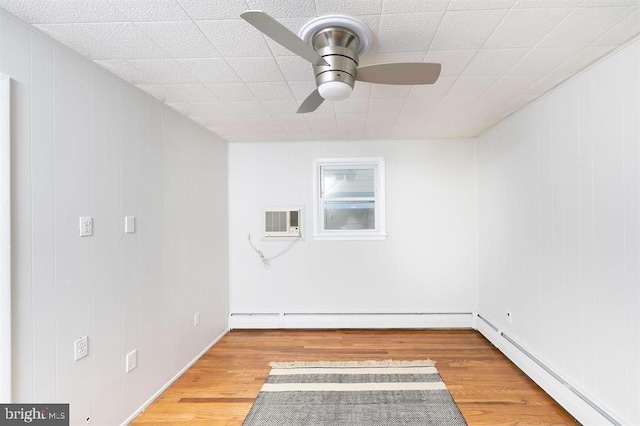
[74,336,88,361]
[79,217,93,237]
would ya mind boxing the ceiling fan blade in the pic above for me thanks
[355,63,441,85]
[297,89,324,113]
[241,10,329,67]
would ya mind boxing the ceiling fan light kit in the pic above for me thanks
[240,10,442,113]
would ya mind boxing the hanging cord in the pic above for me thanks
[248,234,301,269]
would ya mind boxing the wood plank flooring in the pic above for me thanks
[133,329,578,425]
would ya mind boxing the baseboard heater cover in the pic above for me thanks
[476,314,622,426]
[229,312,474,329]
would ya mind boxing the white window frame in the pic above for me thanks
[312,157,387,241]
[0,74,11,402]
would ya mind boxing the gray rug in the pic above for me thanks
[243,360,467,426]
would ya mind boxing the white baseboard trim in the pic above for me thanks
[121,329,230,426]
[229,312,474,329]
[475,314,622,426]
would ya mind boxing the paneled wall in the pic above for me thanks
[228,139,477,317]
[477,38,639,424]
[1,11,229,425]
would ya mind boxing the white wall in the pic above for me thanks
[477,38,640,424]
[1,11,229,425]
[229,139,477,318]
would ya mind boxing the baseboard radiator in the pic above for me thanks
[475,314,622,426]
[229,312,474,329]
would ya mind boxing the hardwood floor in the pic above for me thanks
[133,329,578,425]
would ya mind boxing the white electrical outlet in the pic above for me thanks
[194,312,200,327]
[79,217,93,237]
[126,350,137,373]
[74,336,88,361]
[506,311,512,323]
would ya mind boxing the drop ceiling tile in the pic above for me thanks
[592,9,640,46]
[408,76,456,96]
[227,57,285,82]
[336,112,367,126]
[434,95,480,112]
[462,48,529,75]
[247,82,295,100]
[110,0,189,21]
[374,51,426,63]
[334,98,370,113]
[167,101,231,116]
[382,0,448,14]
[178,58,241,83]
[127,59,198,84]
[288,80,318,99]
[458,95,514,121]
[483,75,540,96]
[427,109,464,122]
[273,114,310,126]
[423,50,477,75]
[305,113,338,125]
[553,45,614,74]
[430,9,508,50]
[261,100,301,114]
[370,85,411,98]
[366,112,399,125]
[95,59,138,81]
[177,0,248,20]
[513,0,581,7]
[246,0,316,17]
[538,6,637,47]
[275,56,315,81]
[351,82,373,98]
[509,47,580,75]
[205,83,257,101]
[196,19,272,57]
[136,21,220,58]
[313,101,336,114]
[401,96,441,115]
[135,83,218,102]
[35,23,167,59]
[483,8,573,49]
[227,101,268,115]
[309,122,339,133]
[0,0,126,23]
[377,13,444,52]
[448,76,499,96]
[365,126,393,139]
[448,0,516,10]
[369,97,406,113]
[315,0,383,16]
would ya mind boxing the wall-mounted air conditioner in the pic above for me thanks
[264,209,301,237]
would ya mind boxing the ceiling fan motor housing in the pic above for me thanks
[312,26,359,90]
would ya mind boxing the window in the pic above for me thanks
[313,158,386,240]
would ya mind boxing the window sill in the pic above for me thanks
[312,233,388,241]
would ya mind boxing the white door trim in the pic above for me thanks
[0,73,11,403]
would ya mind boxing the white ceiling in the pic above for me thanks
[2,0,640,141]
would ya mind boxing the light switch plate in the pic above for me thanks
[126,349,137,373]
[124,216,135,234]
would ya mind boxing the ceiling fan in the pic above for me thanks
[240,11,442,113]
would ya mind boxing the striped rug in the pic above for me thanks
[243,360,467,426]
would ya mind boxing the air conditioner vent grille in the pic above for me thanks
[265,211,287,233]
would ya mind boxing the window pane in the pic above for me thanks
[323,168,374,198]
[324,201,375,230]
